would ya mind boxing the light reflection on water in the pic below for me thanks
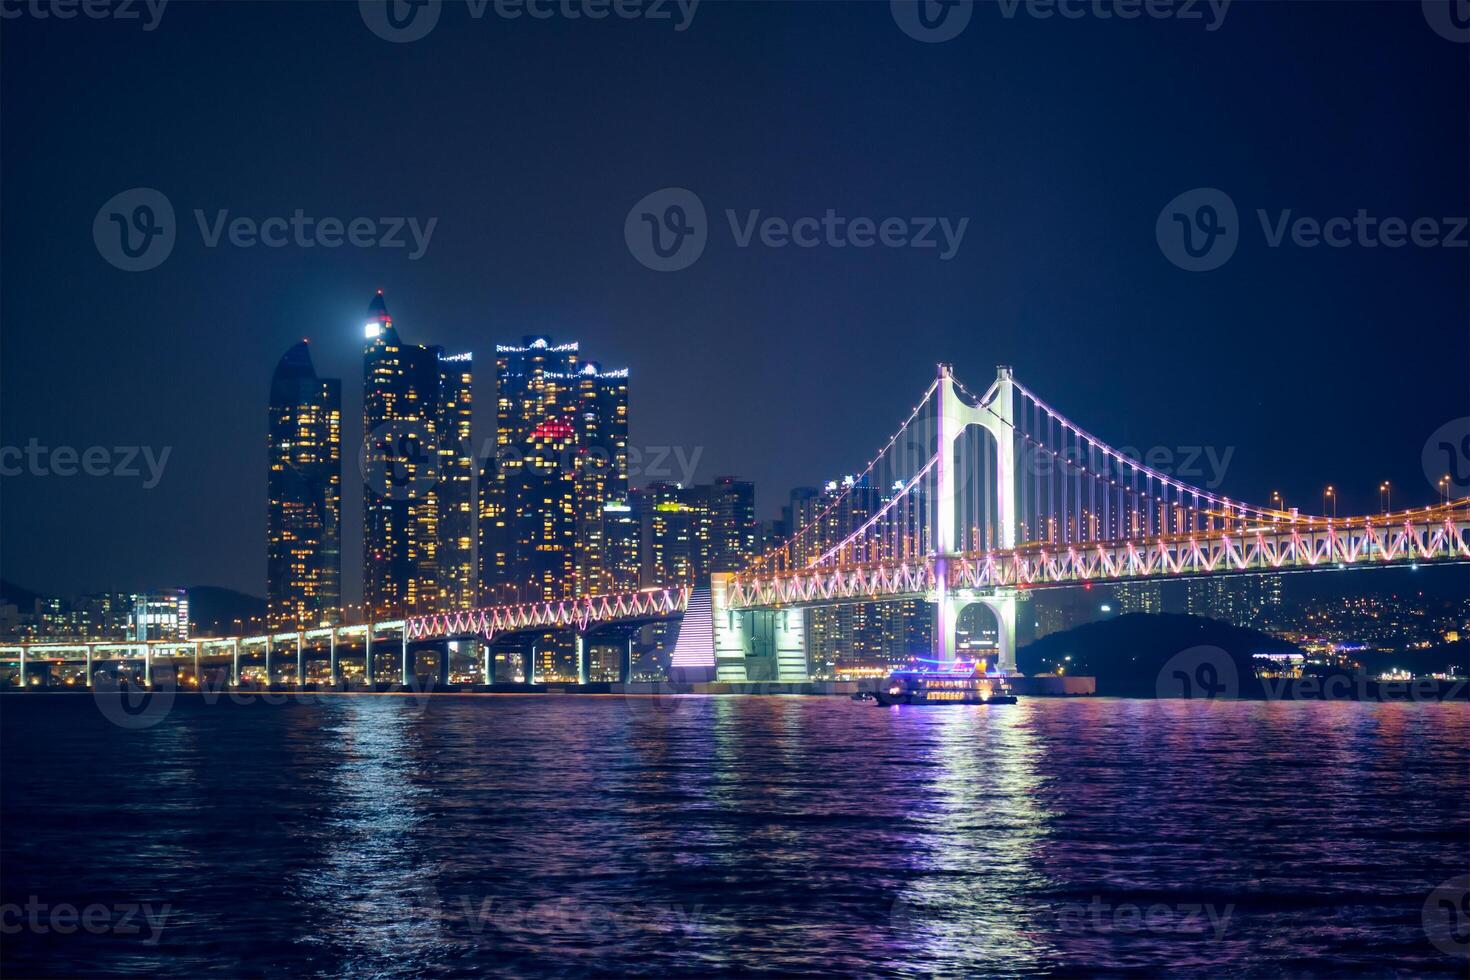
[2,695,1467,977]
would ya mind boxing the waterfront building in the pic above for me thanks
[362,291,474,620]
[266,341,342,629]
[436,352,476,611]
[477,337,627,679]
[1185,574,1284,629]
[790,479,930,677]
[637,482,704,587]
[479,338,629,605]
[707,477,758,573]
[1113,581,1163,615]
[603,499,642,591]
[130,589,189,641]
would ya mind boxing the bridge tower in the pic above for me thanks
[933,364,1019,673]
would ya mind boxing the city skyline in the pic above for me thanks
[3,2,1464,602]
[3,6,1466,977]
[5,285,1467,608]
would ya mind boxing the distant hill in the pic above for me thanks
[1019,613,1305,698]
[0,580,43,609]
[187,586,266,636]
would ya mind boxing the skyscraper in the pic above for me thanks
[707,477,758,573]
[436,352,476,610]
[479,337,629,603]
[1185,574,1284,629]
[267,341,341,629]
[361,291,473,620]
[789,478,930,677]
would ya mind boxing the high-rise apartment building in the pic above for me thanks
[1186,574,1284,629]
[478,337,629,604]
[1113,581,1163,615]
[707,477,758,573]
[789,479,929,677]
[436,352,476,610]
[362,291,473,619]
[266,341,342,629]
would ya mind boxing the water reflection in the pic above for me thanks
[1,695,1466,977]
[295,698,440,973]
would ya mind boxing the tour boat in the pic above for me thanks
[871,662,1017,706]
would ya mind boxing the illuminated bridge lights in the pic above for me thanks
[403,586,691,642]
[725,504,1470,610]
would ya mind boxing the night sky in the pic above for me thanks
[2,0,1466,602]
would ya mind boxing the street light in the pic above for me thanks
[1379,481,1391,513]
[1270,490,1284,519]
[1440,475,1451,506]
[1324,485,1335,519]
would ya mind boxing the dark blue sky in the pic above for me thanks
[2,0,1466,600]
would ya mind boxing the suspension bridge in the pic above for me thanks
[4,366,1467,688]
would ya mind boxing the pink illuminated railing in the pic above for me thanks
[405,587,690,642]
[727,505,1470,609]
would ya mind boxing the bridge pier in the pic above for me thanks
[707,575,810,682]
[576,633,588,685]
